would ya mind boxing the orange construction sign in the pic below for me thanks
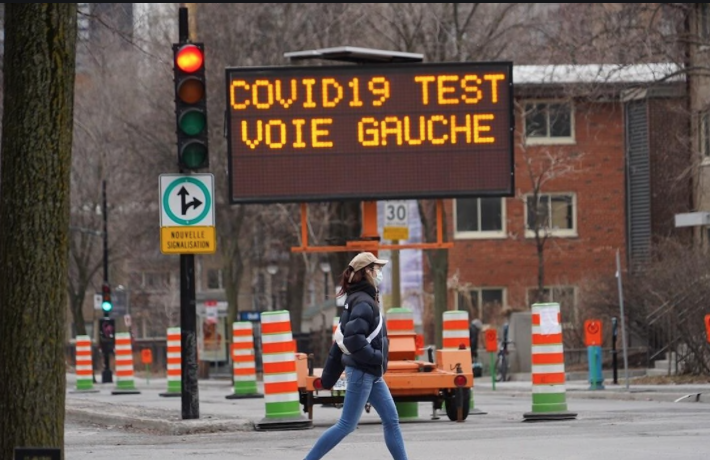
[141,348,153,365]
[484,328,498,353]
[705,314,710,344]
[415,333,424,351]
[584,319,602,347]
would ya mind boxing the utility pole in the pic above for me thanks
[177,5,199,420]
[101,179,113,383]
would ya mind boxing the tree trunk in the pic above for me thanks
[418,200,449,348]
[0,4,77,458]
[221,205,246,344]
[286,252,306,333]
[536,235,546,303]
[327,200,362,284]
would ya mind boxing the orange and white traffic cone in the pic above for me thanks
[386,307,418,421]
[70,335,99,393]
[226,321,263,399]
[523,302,577,421]
[255,310,311,430]
[160,327,181,397]
[112,332,140,395]
[443,310,484,415]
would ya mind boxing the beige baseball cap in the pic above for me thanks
[348,252,388,272]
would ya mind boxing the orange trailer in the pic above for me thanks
[296,332,474,422]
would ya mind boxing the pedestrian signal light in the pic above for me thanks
[173,43,208,171]
[101,283,113,313]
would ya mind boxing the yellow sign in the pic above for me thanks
[383,226,409,241]
[160,226,216,254]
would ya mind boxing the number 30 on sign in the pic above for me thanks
[383,201,409,241]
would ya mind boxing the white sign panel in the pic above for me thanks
[383,200,409,241]
[384,201,408,227]
[159,174,215,227]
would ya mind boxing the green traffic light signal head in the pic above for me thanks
[101,300,113,312]
[178,109,206,136]
[179,140,208,169]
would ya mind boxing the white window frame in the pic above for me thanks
[456,287,506,324]
[523,100,576,146]
[524,192,578,238]
[700,111,710,164]
[526,285,577,328]
[206,268,223,290]
[453,197,507,239]
[700,3,710,42]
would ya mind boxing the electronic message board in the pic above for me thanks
[225,61,514,204]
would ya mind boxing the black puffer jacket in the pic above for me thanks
[338,282,389,378]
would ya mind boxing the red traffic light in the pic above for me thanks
[175,44,203,73]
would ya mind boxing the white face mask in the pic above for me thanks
[373,269,384,286]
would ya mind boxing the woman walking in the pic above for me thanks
[303,252,409,460]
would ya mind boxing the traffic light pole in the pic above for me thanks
[178,6,200,420]
[101,179,113,383]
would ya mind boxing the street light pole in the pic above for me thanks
[319,261,331,303]
[101,179,113,383]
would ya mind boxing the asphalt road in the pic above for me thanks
[65,385,710,460]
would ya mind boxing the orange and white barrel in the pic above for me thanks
[260,311,300,419]
[443,310,470,349]
[74,335,94,391]
[165,327,181,395]
[386,307,414,334]
[256,310,311,429]
[524,302,576,420]
[113,332,139,392]
[231,321,258,396]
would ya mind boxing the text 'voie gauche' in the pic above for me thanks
[229,73,508,151]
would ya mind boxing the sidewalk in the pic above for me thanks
[65,372,710,435]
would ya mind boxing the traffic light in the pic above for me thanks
[173,42,209,171]
[99,317,115,354]
[101,283,113,315]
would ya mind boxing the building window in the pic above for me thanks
[701,111,710,158]
[524,101,574,144]
[457,288,505,324]
[454,198,505,239]
[525,193,577,237]
[701,3,710,41]
[526,286,577,328]
[207,269,223,290]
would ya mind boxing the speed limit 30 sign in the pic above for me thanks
[383,201,409,241]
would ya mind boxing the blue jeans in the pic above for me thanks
[304,366,408,460]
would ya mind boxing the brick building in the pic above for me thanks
[432,64,689,341]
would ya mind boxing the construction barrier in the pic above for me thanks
[255,310,312,430]
[386,307,418,421]
[443,310,484,414]
[160,327,181,397]
[71,335,98,393]
[226,321,263,399]
[523,302,576,421]
[112,332,140,395]
[442,310,470,349]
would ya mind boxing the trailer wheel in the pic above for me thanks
[444,388,470,421]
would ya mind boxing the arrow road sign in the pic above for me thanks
[160,174,214,227]
[160,173,216,255]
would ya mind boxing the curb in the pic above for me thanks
[474,388,708,404]
[66,401,255,435]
